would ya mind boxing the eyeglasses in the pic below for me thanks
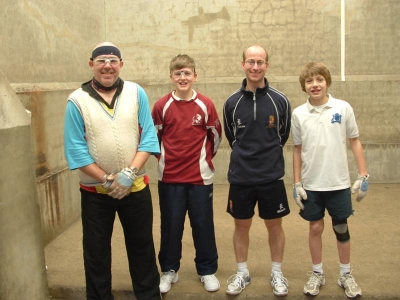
[245,60,266,67]
[171,70,194,78]
[93,57,121,66]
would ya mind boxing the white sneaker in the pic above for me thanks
[338,272,362,298]
[159,270,178,293]
[200,274,220,292]
[270,271,289,296]
[303,272,325,296]
[226,271,251,295]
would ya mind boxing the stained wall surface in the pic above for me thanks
[1,0,105,245]
[0,0,398,246]
[0,71,49,300]
[105,0,400,184]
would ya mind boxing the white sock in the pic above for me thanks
[339,263,351,275]
[313,262,324,274]
[237,261,249,275]
[271,261,282,274]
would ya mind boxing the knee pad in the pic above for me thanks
[332,219,350,243]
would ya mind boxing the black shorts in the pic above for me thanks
[227,180,290,220]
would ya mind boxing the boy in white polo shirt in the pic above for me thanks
[291,62,369,298]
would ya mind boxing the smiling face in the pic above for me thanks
[170,67,197,99]
[89,54,123,87]
[299,62,332,105]
[241,45,269,90]
[304,74,329,104]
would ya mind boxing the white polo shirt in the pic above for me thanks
[291,94,359,191]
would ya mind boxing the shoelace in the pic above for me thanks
[272,272,288,288]
[227,274,247,289]
[343,274,357,288]
[307,272,322,286]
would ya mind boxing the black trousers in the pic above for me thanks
[80,186,160,300]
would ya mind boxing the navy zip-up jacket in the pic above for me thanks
[223,78,291,185]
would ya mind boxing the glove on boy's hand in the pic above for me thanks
[351,174,369,202]
[293,182,307,210]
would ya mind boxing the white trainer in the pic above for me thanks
[303,271,325,296]
[200,274,220,292]
[270,271,289,296]
[226,271,251,295]
[159,270,178,293]
[338,272,362,298]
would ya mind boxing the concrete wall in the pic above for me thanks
[2,0,102,83]
[107,0,400,184]
[17,86,83,242]
[0,0,398,247]
[1,0,105,245]
[0,71,48,300]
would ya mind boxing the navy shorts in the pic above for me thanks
[299,188,353,221]
[227,180,290,220]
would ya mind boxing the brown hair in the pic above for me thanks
[299,62,332,92]
[169,54,196,73]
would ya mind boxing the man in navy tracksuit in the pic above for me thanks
[223,45,292,297]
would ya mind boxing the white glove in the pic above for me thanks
[293,182,307,210]
[107,168,138,199]
[351,174,369,202]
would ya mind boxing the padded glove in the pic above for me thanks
[351,174,369,202]
[293,182,307,210]
[108,168,138,199]
[101,173,114,189]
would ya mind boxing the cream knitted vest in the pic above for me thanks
[69,81,140,185]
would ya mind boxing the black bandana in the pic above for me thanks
[91,77,121,92]
[91,45,121,59]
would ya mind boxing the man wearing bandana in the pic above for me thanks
[64,42,161,300]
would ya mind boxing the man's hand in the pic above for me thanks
[351,174,369,202]
[293,182,307,210]
[107,168,138,199]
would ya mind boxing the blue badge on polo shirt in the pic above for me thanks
[331,113,342,124]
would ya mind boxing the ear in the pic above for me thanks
[89,60,94,69]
